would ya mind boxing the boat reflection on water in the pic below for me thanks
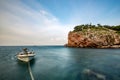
[17,58,36,65]
[29,58,36,67]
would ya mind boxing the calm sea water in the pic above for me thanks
[0,46,120,80]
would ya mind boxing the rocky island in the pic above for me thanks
[66,24,120,48]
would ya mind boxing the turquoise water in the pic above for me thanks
[0,46,120,80]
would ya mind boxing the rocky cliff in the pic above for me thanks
[67,26,120,48]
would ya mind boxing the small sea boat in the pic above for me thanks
[17,48,35,62]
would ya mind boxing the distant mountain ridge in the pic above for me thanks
[66,24,120,48]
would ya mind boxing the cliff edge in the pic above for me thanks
[67,24,120,48]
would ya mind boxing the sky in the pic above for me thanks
[0,0,120,45]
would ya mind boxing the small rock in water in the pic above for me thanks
[82,69,106,80]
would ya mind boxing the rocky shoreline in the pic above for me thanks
[66,44,120,48]
[66,25,120,48]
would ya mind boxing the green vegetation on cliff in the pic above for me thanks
[73,24,120,34]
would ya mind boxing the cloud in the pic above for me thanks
[0,0,70,45]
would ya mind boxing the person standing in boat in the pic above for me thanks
[23,48,28,54]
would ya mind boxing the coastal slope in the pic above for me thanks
[67,24,120,48]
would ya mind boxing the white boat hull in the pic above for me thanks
[17,56,34,62]
[17,53,35,62]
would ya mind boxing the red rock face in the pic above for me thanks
[67,31,120,48]
[67,32,98,48]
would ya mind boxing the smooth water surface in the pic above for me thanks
[0,46,120,80]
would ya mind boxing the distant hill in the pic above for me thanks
[66,24,120,48]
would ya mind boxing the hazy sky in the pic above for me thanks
[0,0,120,45]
